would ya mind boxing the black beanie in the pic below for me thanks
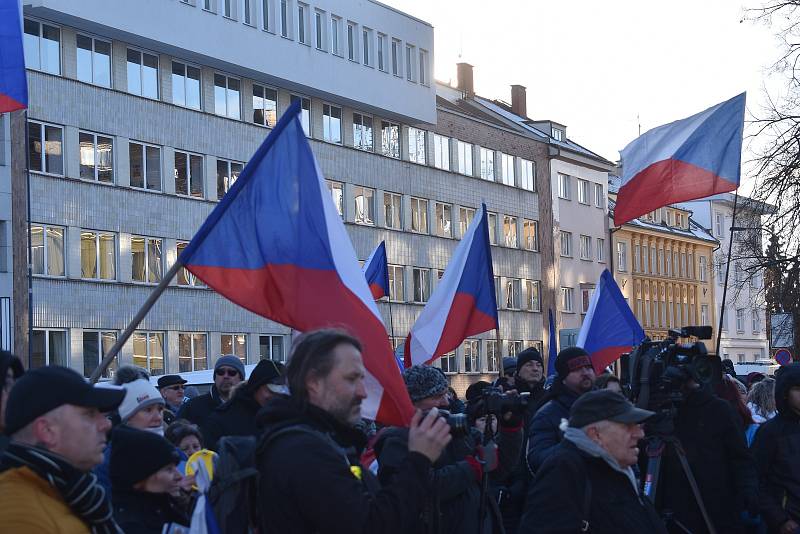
[110,425,180,490]
[516,347,543,372]
[555,347,593,378]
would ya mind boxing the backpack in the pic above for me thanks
[207,436,260,534]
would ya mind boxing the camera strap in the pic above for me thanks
[673,442,717,534]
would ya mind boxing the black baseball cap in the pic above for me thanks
[157,374,188,389]
[568,389,655,429]
[4,366,125,436]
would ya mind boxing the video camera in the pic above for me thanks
[424,387,529,437]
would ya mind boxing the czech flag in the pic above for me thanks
[362,241,389,300]
[614,93,745,226]
[0,0,28,112]
[577,270,645,374]
[404,204,498,367]
[179,102,413,426]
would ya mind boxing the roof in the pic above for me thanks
[608,197,719,245]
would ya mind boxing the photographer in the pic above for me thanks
[376,365,523,534]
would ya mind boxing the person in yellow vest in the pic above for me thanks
[0,366,125,533]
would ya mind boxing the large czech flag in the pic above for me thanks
[0,0,28,112]
[614,93,745,226]
[362,241,389,300]
[404,204,498,367]
[577,270,645,374]
[179,102,413,426]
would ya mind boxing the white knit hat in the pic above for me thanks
[118,379,164,422]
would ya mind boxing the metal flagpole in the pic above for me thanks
[714,192,739,357]
[387,298,396,343]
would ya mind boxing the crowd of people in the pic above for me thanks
[0,334,798,533]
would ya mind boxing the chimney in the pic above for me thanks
[511,84,527,117]
[456,62,474,98]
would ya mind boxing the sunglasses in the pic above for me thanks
[215,368,240,377]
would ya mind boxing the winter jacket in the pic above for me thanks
[526,381,581,473]
[256,396,434,534]
[652,386,759,534]
[519,429,668,534]
[177,385,223,427]
[752,364,800,532]
[202,387,263,450]
[0,465,90,533]
[376,418,523,534]
[112,488,189,534]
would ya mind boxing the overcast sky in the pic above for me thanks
[384,0,781,181]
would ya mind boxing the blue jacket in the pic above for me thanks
[526,382,581,474]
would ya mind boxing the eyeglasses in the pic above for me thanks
[165,385,184,391]
[215,368,239,377]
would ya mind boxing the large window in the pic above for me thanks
[221,334,248,364]
[132,331,164,375]
[459,207,475,237]
[561,287,574,313]
[83,331,117,379]
[290,95,311,136]
[259,335,286,363]
[353,113,373,151]
[326,180,344,216]
[214,74,241,119]
[381,121,400,158]
[433,134,450,170]
[597,238,605,262]
[520,159,535,191]
[408,128,426,164]
[23,19,60,74]
[736,308,745,333]
[503,216,518,248]
[581,287,594,314]
[486,340,499,373]
[463,340,479,373]
[297,3,308,44]
[81,231,115,280]
[752,310,761,333]
[28,121,63,175]
[174,151,204,198]
[388,265,404,301]
[217,159,243,199]
[323,104,342,144]
[579,235,592,260]
[252,84,278,127]
[131,236,163,283]
[617,242,627,272]
[171,61,201,109]
[500,153,515,186]
[79,132,113,183]
[129,141,162,191]
[176,242,205,287]
[505,278,521,309]
[594,183,604,208]
[353,186,375,225]
[699,255,707,282]
[30,224,65,277]
[435,202,452,238]
[488,213,497,245]
[560,231,572,257]
[527,280,541,312]
[558,173,571,200]
[456,140,473,176]
[577,179,590,204]
[479,148,495,181]
[412,268,429,303]
[411,197,428,233]
[523,219,538,251]
[31,329,67,368]
[440,351,457,374]
[127,48,159,99]
[179,333,208,372]
[76,35,111,87]
[383,192,402,229]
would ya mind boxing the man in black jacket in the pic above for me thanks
[752,363,800,534]
[178,355,243,427]
[256,329,451,534]
[520,390,668,534]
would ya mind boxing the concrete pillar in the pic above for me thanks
[118,233,132,283]
[162,146,175,195]
[112,41,128,93]
[163,238,178,287]
[166,330,180,373]
[160,54,173,104]
[66,226,81,280]
[64,126,79,180]
[61,28,78,82]
[69,327,82,373]
[205,155,218,201]
[116,137,131,188]
[201,67,216,114]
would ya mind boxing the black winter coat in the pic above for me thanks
[519,439,668,534]
[202,388,262,450]
[526,382,580,474]
[112,489,189,534]
[652,387,758,534]
[752,364,800,532]
[177,385,223,428]
[256,396,434,534]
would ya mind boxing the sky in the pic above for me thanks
[383,0,782,182]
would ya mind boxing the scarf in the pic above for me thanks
[3,441,123,534]
[563,426,639,494]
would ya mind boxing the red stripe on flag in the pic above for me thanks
[430,292,498,364]
[369,283,384,300]
[0,94,26,114]
[590,345,633,374]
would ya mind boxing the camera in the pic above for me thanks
[478,386,529,416]
[421,409,471,436]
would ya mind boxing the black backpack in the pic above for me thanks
[208,436,260,533]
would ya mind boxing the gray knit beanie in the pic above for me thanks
[402,365,449,402]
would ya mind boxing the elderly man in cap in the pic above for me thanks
[0,366,126,533]
[520,390,667,533]
[178,354,244,427]
[157,374,187,424]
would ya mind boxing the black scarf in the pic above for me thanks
[2,441,123,534]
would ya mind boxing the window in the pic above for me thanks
[217,159,244,199]
[23,19,60,74]
[131,236,163,283]
[494,276,502,308]
[597,238,605,262]
[699,256,707,282]
[362,28,371,66]
[717,262,725,285]
[290,95,311,136]
[28,121,63,175]
[738,353,746,364]
[176,242,205,287]
[30,224,65,277]
[714,212,723,237]
[486,340,499,373]
[558,173,571,199]
[617,242,627,272]
[31,329,68,368]
[463,340,479,373]
[388,265,404,301]
[214,74,241,119]
[408,128,426,164]
[76,35,111,87]
[459,207,475,237]
[411,197,428,233]
[594,183,604,208]
[347,22,356,61]
[243,0,252,24]
[314,10,324,50]
[171,61,201,109]
[433,134,450,170]
[507,341,524,358]
[552,128,563,141]
[353,186,375,225]
[577,179,589,204]
[752,310,761,333]
[127,48,159,99]
[330,16,341,55]
[78,132,113,183]
[223,0,234,17]
[221,334,248,364]
[435,203,452,238]
[132,331,164,375]
[580,235,592,260]
[736,308,745,333]
[479,148,495,181]
[520,159,535,191]
[456,140,473,176]
[562,287,574,312]
[503,216,518,247]
[179,333,208,372]
[560,231,572,257]
[701,304,709,325]
[522,219,538,251]
[323,104,342,144]
[581,287,594,313]
[506,278,521,309]
[381,192,401,229]
[297,3,308,44]
[83,331,117,379]
[391,38,401,76]
[419,49,429,85]
[405,44,415,82]
[488,213,497,245]
[380,121,400,159]
[174,151,204,198]
[440,351,457,374]
[326,180,343,216]
[81,231,115,280]
[412,268,429,303]
[280,0,289,37]
[259,335,286,363]
[129,141,162,191]
[252,84,278,127]
[527,280,541,312]
[499,153,515,186]
[353,113,373,151]
[377,33,387,71]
